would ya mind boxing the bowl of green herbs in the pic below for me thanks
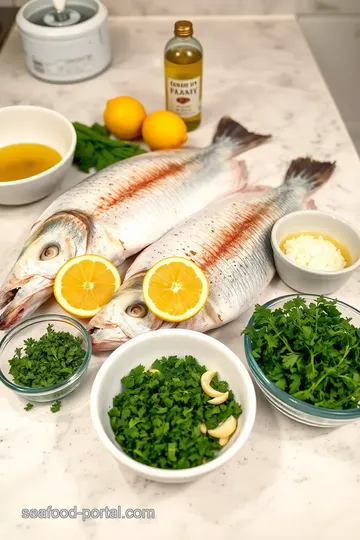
[244,294,360,427]
[90,329,256,483]
[0,314,91,405]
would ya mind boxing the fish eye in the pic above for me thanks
[126,303,148,318]
[40,244,60,260]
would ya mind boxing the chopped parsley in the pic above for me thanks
[244,296,360,410]
[50,400,62,413]
[24,403,33,411]
[9,324,86,389]
[109,355,242,469]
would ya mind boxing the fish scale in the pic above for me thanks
[90,157,336,350]
[34,151,203,226]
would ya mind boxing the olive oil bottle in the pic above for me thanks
[164,20,203,131]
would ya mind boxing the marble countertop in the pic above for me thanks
[1,15,360,540]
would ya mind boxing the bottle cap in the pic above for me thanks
[174,20,193,37]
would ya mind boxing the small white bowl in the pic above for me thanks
[0,105,76,205]
[90,329,256,484]
[271,210,360,294]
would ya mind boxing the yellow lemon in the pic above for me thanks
[142,257,209,322]
[142,110,188,150]
[104,96,146,140]
[54,255,121,318]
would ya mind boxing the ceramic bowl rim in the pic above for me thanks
[90,328,257,481]
[0,105,76,187]
[244,293,360,419]
[17,0,108,39]
[0,313,92,394]
[271,210,360,276]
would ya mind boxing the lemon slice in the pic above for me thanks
[54,255,121,318]
[142,257,209,322]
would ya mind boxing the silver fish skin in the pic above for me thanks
[90,157,335,351]
[0,117,270,329]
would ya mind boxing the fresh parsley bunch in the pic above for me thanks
[73,122,146,173]
[244,296,360,410]
[109,355,242,469]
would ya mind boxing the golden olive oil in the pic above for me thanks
[280,231,351,267]
[164,20,203,131]
[0,143,61,182]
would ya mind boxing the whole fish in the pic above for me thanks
[89,157,335,350]
[0,117,270,329]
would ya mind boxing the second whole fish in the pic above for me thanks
[0,117,270,329]
[89,157,336,350]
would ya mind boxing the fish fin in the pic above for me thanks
[235,160,248,190]
[239,184,271,194]
[285,157,336,191]
[305,198,317,210]
[182,145,202,150]
[212,116,271,156]
[178,299,224,332]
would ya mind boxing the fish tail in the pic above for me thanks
[212,116,271,156]
[285,157,336,191]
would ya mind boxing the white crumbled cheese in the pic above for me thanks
[282,234,346,271]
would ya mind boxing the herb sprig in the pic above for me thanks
[244,296,360,410]
[73,122,146,173]
[109,355,242,469]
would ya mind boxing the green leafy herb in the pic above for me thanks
[109,355,242,469]
[8,324,86,389]
[243,296,360,410]
[50,400,62,413]
[24,403,33,411]
[73,122,147,173]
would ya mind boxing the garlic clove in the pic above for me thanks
[207,391,229,405]
[218,437,229,446]
[200,371,224,398]
[208,416,237,438]
[199,423,207,435]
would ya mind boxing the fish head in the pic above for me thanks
[0,211,90,328]
[89,273,166,351]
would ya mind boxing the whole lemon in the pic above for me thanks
[142,111,188,150]
[104,96,146,140]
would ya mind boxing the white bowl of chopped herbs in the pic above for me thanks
[244,295,360,427]
[90,329,256,483]
[0,314,91,409]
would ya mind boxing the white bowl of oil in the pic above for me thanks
[0,105,76,205]
[271,210,360,294]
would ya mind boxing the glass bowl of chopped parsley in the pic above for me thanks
[244,294,360,427]
[90,329,256,483]
[0,314,91,403]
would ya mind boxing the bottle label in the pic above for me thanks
[167,76,201,118]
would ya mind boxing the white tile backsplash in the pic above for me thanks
[300,15,360,129]
[103,0,360,16]
[7,0,360,14]
[102,0,294,16]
